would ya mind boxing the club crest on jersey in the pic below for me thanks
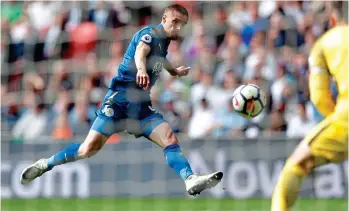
[141,34,152,44]
[152,61,163,75]
[102,105,114,117]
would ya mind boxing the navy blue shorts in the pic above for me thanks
[91,90,165,138]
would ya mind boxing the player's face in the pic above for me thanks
[163,10,188,40]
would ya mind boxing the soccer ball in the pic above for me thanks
[232,84,267,118]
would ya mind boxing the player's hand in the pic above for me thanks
[175,66,191,77]
[136,70,150,90]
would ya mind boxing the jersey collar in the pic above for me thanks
[157,23,168,40]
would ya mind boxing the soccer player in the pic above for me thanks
[20,4,223,196]
[271,2,348,210]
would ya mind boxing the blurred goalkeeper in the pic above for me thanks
[271,2,348,211]
[20,4,223,196]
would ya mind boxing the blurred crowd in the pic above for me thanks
[1,1,337,143]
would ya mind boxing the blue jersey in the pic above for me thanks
[109,24,170,92]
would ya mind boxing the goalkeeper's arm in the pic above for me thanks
[308,40,336,117]
[308,66,336,117]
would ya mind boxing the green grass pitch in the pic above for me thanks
[1,198,347,211]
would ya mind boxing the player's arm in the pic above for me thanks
[164,59,178,76]
[308,41,335,116]
[164,59,191,77]
[135,41,151,89]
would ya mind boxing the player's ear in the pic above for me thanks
[162,14,167,23]
[329,13,337,27]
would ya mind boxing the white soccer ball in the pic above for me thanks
[232,84,267,118]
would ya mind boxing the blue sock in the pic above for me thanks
[164,144,193,180]
[47,143,81,169]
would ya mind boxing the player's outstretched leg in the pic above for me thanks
[148,122,223,196]
[20,129,109,184]
[271,141,328,211]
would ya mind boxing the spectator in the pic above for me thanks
[211,98,247,138]
[27,1,62,33]
[50,89,73,140]
[69,14,98,58]
[105,41,124,87]
[68,90,97,135]
[270,63,298,119]
[52,111,73,140]
[190,70,221,112]
[88,1,122,30]
[188,98,214,139]
[2,1,28,63]
[86,53,106,105]
[44,14,64,58]
[181,21,216,68]
[266,109,288,135]
[167,39,186,69]
[64,1,84,31]
[216,29,248,64]
[215,49,244,85]
[27,1,63,62]
[217,70,240,110]
[227,2,254,32]
[12,94,49,143]
[244,38,277,82]
[160,92,183,133]
[1,99,22,130]
[158,75,190,119]
[1,2,24,26]
[48,60,74,92]
[287,102,316,138]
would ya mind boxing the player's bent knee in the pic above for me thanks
[149,123,179,148]
[285,158,313,176]
[288,140,312,163]
[164,130,179,147]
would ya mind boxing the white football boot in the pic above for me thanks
[20,158,50,185]
[185,171,223,196]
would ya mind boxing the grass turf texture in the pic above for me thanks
[1,198,347,211]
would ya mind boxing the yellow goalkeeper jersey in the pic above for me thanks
[308,25,348,118]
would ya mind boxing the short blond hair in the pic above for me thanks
[164,4,189,19]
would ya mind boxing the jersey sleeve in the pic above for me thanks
[136,28,154,47]
[308,39,336,116]
[308,39,327,70]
